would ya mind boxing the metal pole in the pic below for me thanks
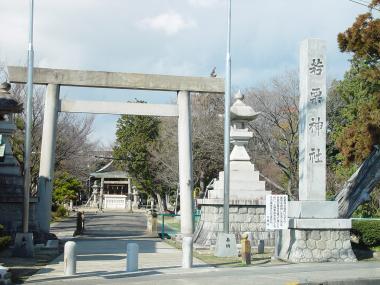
[23,0,34,233]
[223,0,232,234]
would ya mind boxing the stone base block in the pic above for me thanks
[276,228,357,263]
[0,200,38,233]
[194,203,274,248]
[289,201,338,219]
[13,233,34,258]
[289,218,351,229]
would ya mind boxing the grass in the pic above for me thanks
[164,239,274,268]
[157,215,181,235]
[157,215,201,237]
[371,245,380,252]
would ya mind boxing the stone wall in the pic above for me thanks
[0,200,38,233]
[277,229,357,262]
[194,203,274,248]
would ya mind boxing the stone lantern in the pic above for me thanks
[208,90,269,200]
[91,181,100,207]
[195,91,272,248]
[229,90,260,167]
[0,82,36,257]
[0,82,26,229]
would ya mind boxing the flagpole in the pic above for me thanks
[223,0,231,234]
[23,0,34,233]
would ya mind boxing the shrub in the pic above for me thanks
[55,205,68,218]
[0,236,11,250]
[352,220,380,247]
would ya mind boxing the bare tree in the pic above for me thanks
[149,91,224,206]
[245,71,299,199]
[1,64,96,193]
[191,92,224,194]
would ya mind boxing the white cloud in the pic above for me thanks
[188,0,223,7]
[139,11,196,36]
[0,0,366,144]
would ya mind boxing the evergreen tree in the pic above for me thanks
[333,0,380,166]
[113,111,160,197]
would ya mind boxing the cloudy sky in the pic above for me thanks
[0,0,367,146]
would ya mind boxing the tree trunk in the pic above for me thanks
[155,192,164,213]
[259,173,285,193]
[163,192,169,211]
[335,145,380,218]
[199,170,205,198]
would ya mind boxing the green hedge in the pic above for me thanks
[0,236,11,250]
[352,220,380,247]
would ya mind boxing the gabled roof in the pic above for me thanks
[90,170,129,179]
[90,160,130,179]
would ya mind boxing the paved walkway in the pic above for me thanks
[26,211,380,285]
[26,211,209,284]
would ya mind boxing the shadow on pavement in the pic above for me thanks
[28,270,162,283]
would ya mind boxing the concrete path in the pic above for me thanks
[26,211,380,285]
[27,211,208,284]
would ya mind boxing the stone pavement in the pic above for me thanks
[25,210,380,285]
[26,210,209,284]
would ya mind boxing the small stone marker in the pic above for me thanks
[126,243,139,272]
[64,241,76,276]
[214,233,238,257]
[240,233,251,265]
[13,233,34,258]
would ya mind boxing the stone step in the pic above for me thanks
[218,172,260,181]
[214,180,265,190]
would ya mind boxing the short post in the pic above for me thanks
[147,212,157,236]
[182,236,193,269]
[273,230,279,259]
[128,199,133,213]
[161,214,165,239]
[64,241,76,276]
[99,178,104,212]
[74,212,85,236]
[126,243,139,272]
[258,240,265,254]
[240,233,251,265]
[81,212,85,231]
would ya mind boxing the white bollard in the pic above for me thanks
[126,243,139,272]
[182,236,193,269]
[64,241,76,276]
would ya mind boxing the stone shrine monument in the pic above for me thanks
[0,83,37,233]
[276,39,356,262]
[194,91,272,248]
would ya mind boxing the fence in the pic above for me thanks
[157,212,201,239]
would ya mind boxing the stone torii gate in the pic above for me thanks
[8,66,224,268]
